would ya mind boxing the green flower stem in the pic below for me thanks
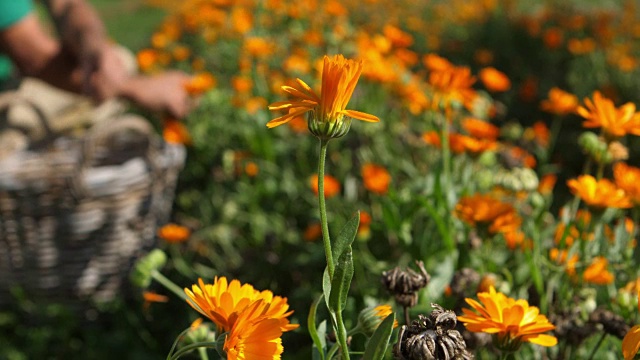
[167,327,194,360]
[169,342,218,360]
[318,138,335,278]
[499,353,516,360]
[546,115,563,163]
[198,347,209,360]
[317,138,349,360]
[440,103,455,251]
[586,332,607,360]
[347,324,362,337]
[151,270,188,301]
[326,343,339,360]
[632,208,640,266]
[335,309,351,360]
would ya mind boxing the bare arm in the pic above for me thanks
[0,13,84,92]
[42,0,128,99]
[42,0,106,59]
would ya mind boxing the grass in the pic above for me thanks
[88,0,165,50]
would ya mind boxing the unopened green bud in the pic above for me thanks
[477,151,497,167]
[356,304,397,337]
[130,249,167,288]
[578,132,611,163]
[616,290,632,310]
[182,319,217,347]
[500,122,523,141]
[476,168,496,190]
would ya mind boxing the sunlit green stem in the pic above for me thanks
[326,343,339,360]
[546,115,563,163]
[586,332,607,360]
[318,138,335,278]
[335,310,350,360]
[441,104,452,205]
[151,270,188,301]
[440,101,455,251]
[317,138,350,359]
[498,350,517,360]
[198,347,209,360]
[169,342,218,360]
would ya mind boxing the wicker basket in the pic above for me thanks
[0,94,185,305]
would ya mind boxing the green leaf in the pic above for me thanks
[362,313,396,360]
[308,295,326,360]
[312,321,328,360]
[328,246,354,313]
[323,267,331,311]
[332,211,360,264]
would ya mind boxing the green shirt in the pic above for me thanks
[0,0,33,88]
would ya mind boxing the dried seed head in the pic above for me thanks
[393,304,474,360]
[589,308,630,339]
[548,309,596,346]
[448,268,481,299]
[382,261,430,308]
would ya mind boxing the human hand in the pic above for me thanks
[81,42,129,101]
[120,71,193,119]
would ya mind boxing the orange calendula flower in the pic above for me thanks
[383,24,413,48]
[462,117,500,140]
[542,27,564,49]
[567,175,632,209]
[303,223,322,242]
[358,210,372,239]
[623,325,640,360]
[185,72,216,96]
[478,67,511,92]
[455,194,518,235]
[223,300,284,360]
[268,54,380,139]
[576,91,640,139]
[458,286,557,352]
[583,256,614,285]
[457,134,498,156]
[243,37,273,58]
[137,48,159,73]
[540,88,578,116]
[538,174,557,195]
[184,277,298,333]
[428,65,477,109]
[614,162,640,204]
[549,248,579,276]
[503,230,525,250]
[157,223,191,243]
[422,53,453,71]
[163,118,192,145]
[362,163,391,194]
[310,174,341,198]
[489,211,522,235]
[245,162,259,177]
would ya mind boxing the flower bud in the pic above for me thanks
[381,261,430,308]
[357,304,398,337]
[578,132,611,164]
[182,319,217,348]
[130,249,167,288]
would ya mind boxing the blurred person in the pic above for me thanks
[0,0,192,119]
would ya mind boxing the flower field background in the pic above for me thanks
[3,0,640,359]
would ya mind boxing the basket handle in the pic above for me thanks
[0,91,56,145]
